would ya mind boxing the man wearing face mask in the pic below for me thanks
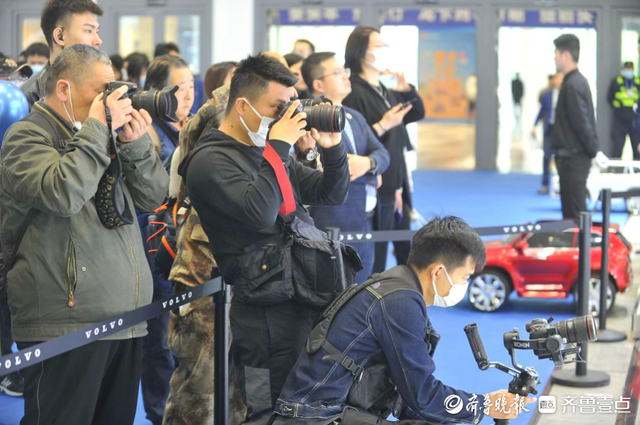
[0,44,168,424]
[179,54,351,424]
[272,216,536,425]
[607,62,640,159]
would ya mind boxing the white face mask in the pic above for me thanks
[29,63,45,75]
[62,83,82,131]
[365,47,392,72]
[622,69,635,80]
[431,266,468,308]
[239,98,274,148]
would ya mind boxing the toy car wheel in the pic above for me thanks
[468,271,511,312]
[587,275,616,317]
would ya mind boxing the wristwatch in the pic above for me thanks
[298,147,319,162]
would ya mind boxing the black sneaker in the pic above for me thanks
[0,372,24,397]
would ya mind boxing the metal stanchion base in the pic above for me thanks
[551,369,610,388]
[595,328,627,343]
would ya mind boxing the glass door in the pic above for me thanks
[495,8,598,174]
[378,6,479,171]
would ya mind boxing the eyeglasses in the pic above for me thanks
[318,68,351,80]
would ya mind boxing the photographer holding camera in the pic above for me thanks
[145,54,195,161]
[0,44,168,424]
[272,216,535,425]
[179,54,356,424]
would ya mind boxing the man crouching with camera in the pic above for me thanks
[0,44,168,424]
[180,54,356,424]
[272,216,535,425]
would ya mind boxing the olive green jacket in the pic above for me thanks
[0,101,169,341]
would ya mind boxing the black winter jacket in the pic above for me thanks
[552,69,599,159]
[343,76,425,203]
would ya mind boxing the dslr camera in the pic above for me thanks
[103,81,180,123]
[271,96,346,133]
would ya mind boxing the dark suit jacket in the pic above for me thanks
[310,106,390,234]
[534,89,555,137]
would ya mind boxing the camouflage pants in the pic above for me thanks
[162,289,247,425]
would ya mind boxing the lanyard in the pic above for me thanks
[368,82,393,110]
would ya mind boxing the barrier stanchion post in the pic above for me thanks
[597,189,626,342]
[551,212,610,387]
[214,281,230,425]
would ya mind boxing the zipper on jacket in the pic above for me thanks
[66,239,77,307]
[123,230,140,337]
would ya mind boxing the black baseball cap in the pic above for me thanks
[0,58,32,79]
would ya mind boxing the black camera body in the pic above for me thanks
[104,81,180,123]
[271,96,346,133]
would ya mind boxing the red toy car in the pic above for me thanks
[469,223,633,315]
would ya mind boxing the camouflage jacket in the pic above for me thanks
[168,85,229,293]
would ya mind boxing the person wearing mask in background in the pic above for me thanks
[301,52,390,282]
[292,39,315,59]
[154,42,206,115]
[284,53,311,99]
[204,61,237,99]
[20,0,103,109]
[272,217,535,425]
[608,62,640,159]
[110,53,126,81]
[125,52,150,92]
[24,42,50,75]
[145,55,195,162]
[343,26,425,274]
[552,34,599,219]
[531,72,563,195]
[135,54,194,425]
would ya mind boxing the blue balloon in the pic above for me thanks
[0,80,29,147]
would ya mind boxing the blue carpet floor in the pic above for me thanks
[0,170,629,425]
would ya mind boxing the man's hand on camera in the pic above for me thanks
[347,154,371,181]
[119,109,153,143]
[308,128,341,149]
[269,100,307,146]
[486,390,536,420]
[89,85,133,130]
[306,102,341,148]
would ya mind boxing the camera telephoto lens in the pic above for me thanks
[130,85,180,123]
[302,104,346,133]
[555,315,597,343]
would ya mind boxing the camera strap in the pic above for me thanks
[94,96,134,229]
[263,141,296,216]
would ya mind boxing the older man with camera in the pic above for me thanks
[0,44,168,424]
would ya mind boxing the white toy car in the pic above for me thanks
[551,159,640,213]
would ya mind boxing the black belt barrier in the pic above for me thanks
[338,219,577,243]
[0,277,223,377]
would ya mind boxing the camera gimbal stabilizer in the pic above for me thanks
[464,315,597,425]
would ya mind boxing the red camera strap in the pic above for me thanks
[263,141,296,216]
